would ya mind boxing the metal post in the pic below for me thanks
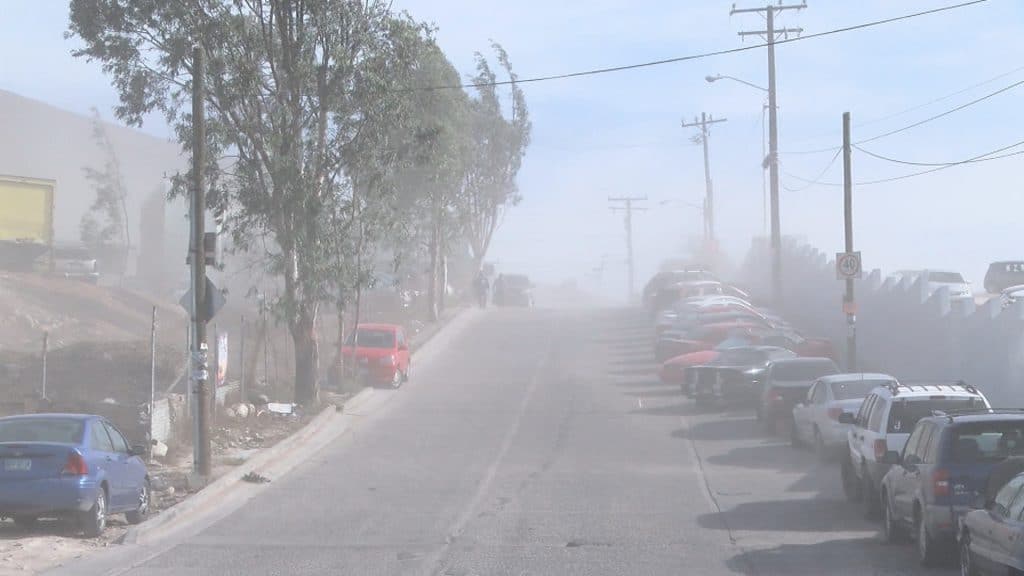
[190,44,211,478]
[766,7,783,308]
[700,113,714,242]
[240,315,246,405]
[842,112,857,371]
[41,331,48,400]
[150,306,157,457]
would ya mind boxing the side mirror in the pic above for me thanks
[838,412,855,425]
[879,450,901,465]
[130,444,148,457]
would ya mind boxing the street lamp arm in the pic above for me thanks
[706,74,768,93]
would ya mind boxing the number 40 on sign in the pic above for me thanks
[836,252,862,280]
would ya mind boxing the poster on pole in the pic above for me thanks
[216,332,228,388]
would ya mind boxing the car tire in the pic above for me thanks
[813,428,828,461]
[126,479,151,525]
[390,368,403,389]
[11,516,37,530]
[916,509,940,566]
[80,488,107,538]
[882,492,904,544]
[960,531,977,576]
[842,456,863,502]
[863,470,881,521]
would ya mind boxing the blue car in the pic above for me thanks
[0,413,151,536]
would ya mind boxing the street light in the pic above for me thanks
[705,73,770,238]
[705,74,767,93]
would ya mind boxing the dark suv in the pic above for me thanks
[984,261,1024,294]
[878,410,1024,566]
[690,346,795,407]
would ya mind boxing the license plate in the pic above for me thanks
[3,458,31,472]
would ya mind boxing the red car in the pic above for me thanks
[340,323,411,388]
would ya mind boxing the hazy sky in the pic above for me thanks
[6,1,1022,300]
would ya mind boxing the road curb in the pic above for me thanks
[121,386,376,545]
[120,307,464,546]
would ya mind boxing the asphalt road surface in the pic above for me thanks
[53,308,957,575]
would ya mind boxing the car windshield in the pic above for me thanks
[348,329,394,349]
[0,418,84,444]
[950,421,1024,462]
[887,397,988,433]
[772,361,837,381]
[830,379,893,400]
[929,271,965,283]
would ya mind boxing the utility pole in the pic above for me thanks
[608,196,647,302]
[680,113,727,245]
[731,1,806,306]
[842,111,857,371]
[189,44,211,479]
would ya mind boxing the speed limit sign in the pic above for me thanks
[836,252,862,280]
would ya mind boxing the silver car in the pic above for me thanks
[791,373,897,459]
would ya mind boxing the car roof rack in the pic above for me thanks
[887,379,978,396]
[931,408,1024,422]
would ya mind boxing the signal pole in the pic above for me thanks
[609,196,647,302]
[681,113,727,245]
[189,45,211,479]
[842,111,857,371]
[731,1,806,306]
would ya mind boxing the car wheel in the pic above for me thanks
[841,457,863,502]
[126,479,151,525]
[959,531,976,576]
[390,369,403,389]
[11,516,37,530]
[882,492,904,543]
[80,488,107,538]
[813,428,828,461]
[916,509,940,566]
[863,470,881,521]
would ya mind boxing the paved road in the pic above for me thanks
[55,308,957,575]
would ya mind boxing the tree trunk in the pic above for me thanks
[291,307,319,406]
[243,315,267,395]
[328,300,345,388]
[426,210,441,322]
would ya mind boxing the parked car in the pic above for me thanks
[340,323,411,388]
[691,346,796,407]
[880,410,1024,566]
[50,244,100,283]
[655,321,768,364]
[922,270,974,301]
[984,261,1024,294]
[839,381,990,521]
[643,269,718,313]
[1000,285,1024,309]
[960,469,1024,576]
[0,414,150,537]
[755,357,839,433]
[493,274,533,307]
[791,373,897,460]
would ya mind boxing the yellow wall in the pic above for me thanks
[0,176,54,244]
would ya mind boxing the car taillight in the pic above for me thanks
[828,407,843,421]
[874,439,888,460]
[933,469,951,497]
[62,451,88,476]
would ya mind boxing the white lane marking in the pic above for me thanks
[419,318,559,576]
[638,398,643,409]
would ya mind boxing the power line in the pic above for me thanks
[785,138,1024,187]
[782,147,842,191]
[853,140,1024,167]
[412,0,987,91]
[785,77,1024,155]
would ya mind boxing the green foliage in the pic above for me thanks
[80,108,129,254]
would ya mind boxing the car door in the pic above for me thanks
[977,477,1024,572]
[849,395,876,473]
[808,381,829,437]
[100,421,132,511]
[86,420,116,486]
[900,423,933,521]
[396,329,410,373]
[890,423,923,520]
[792,382,816,441]
[106,421,146,512]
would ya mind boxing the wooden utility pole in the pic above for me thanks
[608,196,647,302]
[842,111,857,371]
[190,45,211,478]
[681,113,727,245]
[732,1,806,306]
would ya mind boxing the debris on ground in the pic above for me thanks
[242,472,270,484]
